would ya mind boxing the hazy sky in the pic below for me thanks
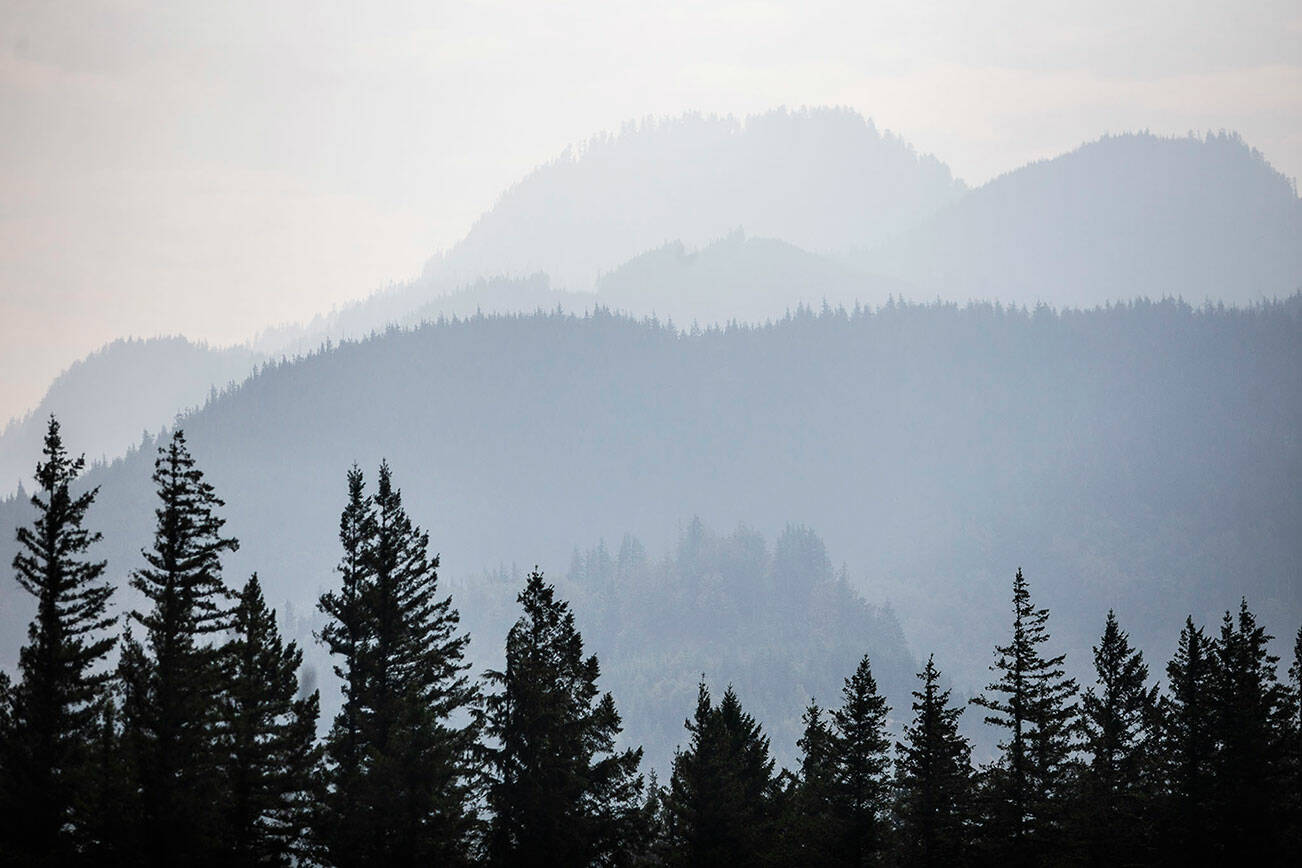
[2,0,1300,423]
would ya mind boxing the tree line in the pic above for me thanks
[1,417,1300,866]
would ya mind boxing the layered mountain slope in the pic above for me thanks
[596,232,913,324]
[424,107,964,291]
[1,300,1297,700]
[857,132,1302,306]
[0,337,262,491]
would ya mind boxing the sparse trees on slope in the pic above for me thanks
[118,428,239,867]
[316,462,479,867]
[0,417,116,865]
[219,575,320,867]
[665,682,779,867]
[481,569,646,867]
[1078,610,1160,865]
[894,654,974,868]
[971,568,1079,866]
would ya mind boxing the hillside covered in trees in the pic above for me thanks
[1,420,1299,865]
[0,298,1298,702]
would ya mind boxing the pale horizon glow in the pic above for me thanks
[2,0,1300,423]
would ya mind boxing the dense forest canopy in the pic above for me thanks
[1,298,1297,704]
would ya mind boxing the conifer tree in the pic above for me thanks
[665,682,778,867]
[894,654,974,867]
[780,702,841,864]
[316,462,479,867]
[315,465,375,862]
[219,575,321,867]
[1078,611,1159,865]
[1160,617,1217,862]
[0,416,116,865]
[481,569,645,867]
[829,653,892,866]
[1210,600,1287,861]
[1284,626,1302,856]
[118,428,238,867]
[971,568,1078,866]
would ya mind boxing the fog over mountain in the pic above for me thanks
[854,132,1302,307]
[2,300,1297,721]
[424,107,964,292]
[0,338,263,493]
[4,111,1300,508]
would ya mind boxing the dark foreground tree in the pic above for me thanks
[118,429,238,867]
[0,417,116,865]
[894,654,974,867]
[830,653,893,865]
[481,569,645,866]
[315,465,374,862]
[219,575,320,866]
[317,462,479,867]
[1210,600,1288,862]
[971,568,1078,866]
[1285,626,1302,855]
[1078,611,1159,865]
[665,682,778,867]
[1159,616,1217,862]
[780,701,842,864]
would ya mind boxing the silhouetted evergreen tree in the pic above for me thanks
[1210,600,1287,861]
[894,654,974,867]
[0,416,116,865]
[1284,626,1302,856]
[315,465,375,862]
[779,702,841,864]
[830,653,892,866]
[971,568,1078,866]
[1077,611,1159,866]
[80,698,136,866]
[481,568,646,866]
[219,575,321,866]
[118,428,238,867]
[1160,617,1218,863]
[665,682,778,866]
[316,462,479,867]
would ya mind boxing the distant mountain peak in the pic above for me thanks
[423,106,964,291]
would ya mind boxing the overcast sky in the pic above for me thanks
[2,0,1300,423]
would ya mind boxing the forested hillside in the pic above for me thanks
[1,299,1297,702]
[0,337,262,491]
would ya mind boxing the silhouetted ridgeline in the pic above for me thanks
[2,421,1300,864]
[0,298,1299,699]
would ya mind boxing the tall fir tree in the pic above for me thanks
[219,575,321,867]
[829,653,893,866]
[118,428,238,868]
[665,682,779,867]
[780,702,842,864]
[971,568,1079,866]
[481,569,646,867]
[316,462,479,867]
[1160,617,1218,863]
[1077,611,1159,866]
[0,417,116,865]
[1284,625,1302,856]
[894,654,974,868]
[315,465,375,862]
[1210,600,1287,861]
